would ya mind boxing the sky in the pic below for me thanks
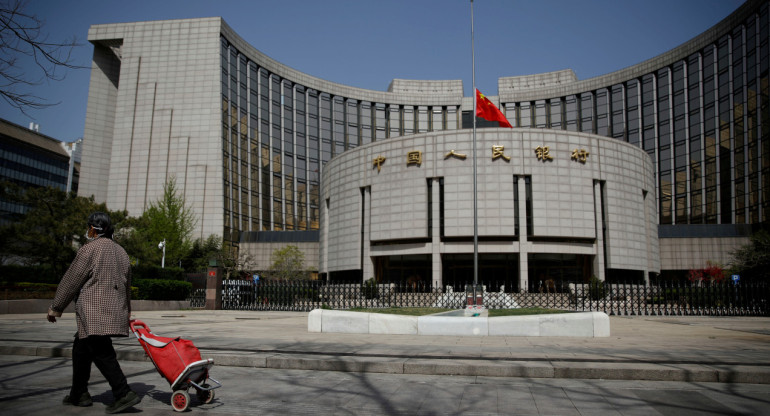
[0,0,746,143]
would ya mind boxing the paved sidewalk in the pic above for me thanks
[1,310,769,383]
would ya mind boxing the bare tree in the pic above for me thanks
[0,0,82,115]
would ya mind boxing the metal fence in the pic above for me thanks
[186,279,769,316]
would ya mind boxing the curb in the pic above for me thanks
[3,344,769,384]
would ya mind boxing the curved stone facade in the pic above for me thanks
[79,1,766,279]
[321,129,659,290]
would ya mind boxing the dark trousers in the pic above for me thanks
[70,335,130,400]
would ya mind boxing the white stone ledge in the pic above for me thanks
[308,309,610,337]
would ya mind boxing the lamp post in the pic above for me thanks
[158,240,166,268]
[66,138,82,194]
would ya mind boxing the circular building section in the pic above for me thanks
[320,128,659,292]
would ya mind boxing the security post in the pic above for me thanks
[205,259,223,310]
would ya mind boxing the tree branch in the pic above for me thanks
[0,0,85,113]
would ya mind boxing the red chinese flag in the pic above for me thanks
[475,89,512,128]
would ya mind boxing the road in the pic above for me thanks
[1,355,768,415]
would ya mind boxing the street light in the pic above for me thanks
[158,239,166,268]
[66,138,82,194]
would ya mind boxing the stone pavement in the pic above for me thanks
[1,310,769,384]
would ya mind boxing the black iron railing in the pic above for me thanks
[186,279,769,316]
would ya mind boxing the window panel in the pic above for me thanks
[549,99,562,129]
[520,102,532,128]
[580,93,593,133]
[565,95,578,131]
[534,100,547,128]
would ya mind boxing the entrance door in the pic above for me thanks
[441,253,519,292]
[527,253,593,292]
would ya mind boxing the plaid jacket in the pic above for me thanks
[50,236,132,339]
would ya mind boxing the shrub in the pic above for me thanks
[687,261,726,285]
[0,264,59,284]
[132,265,185,280]
[0,282,58,299]
[133,279,191,300]
[588,275,606,300]
[15,282,58,291]
[361,278,379,299]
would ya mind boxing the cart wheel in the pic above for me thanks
[196,384,215,404]
[171,390,190,412]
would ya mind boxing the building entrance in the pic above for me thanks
[373,255,431,290]
[441,253,519,292]
[527,253,593,292]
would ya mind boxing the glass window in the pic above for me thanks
[432,107,443,131]
[660,171,672,224]
[643,126,655,152]
[418,106,429,132]
[403,106,414,134]
[611,84,624,139]
[375,103,387,139]
[626,81,640,145]
[580,93,593,133]
[672,61,685,93]
[504,103,517,127]
[320,94,332,143]
[520,102,532,128]
[446,107,458,130]
[361,102,372,145]
[334,120,344,155]
[295,86,306,130]
[321,138,331,164]
[347,98,359,148]
[389,106,401,137]
[548,99,562,129]
[565,95,578,131]
[596,88,609,136]
[534,100,547,128]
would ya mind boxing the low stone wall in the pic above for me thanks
[308,309,610,337]
[0,299,190,314]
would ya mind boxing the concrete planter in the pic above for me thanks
[308,309,610,337]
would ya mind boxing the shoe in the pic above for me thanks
[105,390,141,414]
[63,392,93,406]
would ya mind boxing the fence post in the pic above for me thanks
[205,264,223,310]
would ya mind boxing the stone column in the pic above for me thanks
[593,181,607,282]
[430,178,442,288]
[516,176,529,292]
[362,187,374,281]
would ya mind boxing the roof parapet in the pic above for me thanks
[498,69,578,93]
[387,79,464,96]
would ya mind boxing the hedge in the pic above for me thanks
[1,264,186,284]
[132,265,185,280]
[133,278,192,300]
[0,265,59,284]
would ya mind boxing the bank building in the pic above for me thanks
[78,0,769,291]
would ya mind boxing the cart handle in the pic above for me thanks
[129,319,150,333]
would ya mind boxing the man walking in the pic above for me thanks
[47,212,141,413]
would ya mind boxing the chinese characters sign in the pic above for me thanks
[534,146,553,161]
[372,146,589,172]
[407,151,422,166]
[444,149,467,160]
[373,156,386,172]
[492,145,511,161]
[571,148,590,163]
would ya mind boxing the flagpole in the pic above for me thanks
[470,0,479,291]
